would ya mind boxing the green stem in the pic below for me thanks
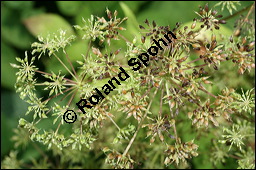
[122,81,161,156]
[199,85,217,99]
[85,40,92,59]
[244,134,255,137]
[182,64,208,71]
[53,53,78,81]
[165,82,173,118]
[186,58,202,64]
[35,70,76,84]
[159,88,164,117]
[222,3,254,21]
[118,33,132,44]
[63,49,77,77]
[43,86,75,103]
[55,121,62,135]
[35,83,76,86]
[106,114,121,131]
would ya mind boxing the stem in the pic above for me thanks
[53,53,78,81]
[169,77,201,107]
[199,85,217,99]
[63,50,77,77]
[94,97,121,131]
[106,114,121,131]
[182,63,208,71]
[43,86,75,103]
[244,134,255,137]
[35,83,76,86]
[244,2,255,22]
[35,70,76,84]
[67,88,78,107]
[222,3,254,21]
[186,58,202,64]
[230,2,255,37]
[123,83,160,156]
[56,90,78,135]
[80,120,83,135]
[114,64,130,68]
[159,88,164,117]
[165,82,174,118]
[60,87,76,102]
[172,122,178,143]
[228,154,241,160]
[118,33,132,44]
[141,85,153,99]
[85,40,92,59]
[55,121,62,135]
[55,89,77,135]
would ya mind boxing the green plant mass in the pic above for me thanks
[1,1,255,169]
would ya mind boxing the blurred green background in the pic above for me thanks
[1,1,254,169]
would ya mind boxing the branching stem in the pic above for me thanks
[123,82,161,156]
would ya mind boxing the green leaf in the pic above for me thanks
[65,40,89,63]
[23,14,75,38]
[1,113,15,156]
[56,1,84,16]
[86,1,116,15]
[1,42,17,90]
[3,1,34,10]
[1,6,35,49]
[119,2,140,37]
[137,1,202,27]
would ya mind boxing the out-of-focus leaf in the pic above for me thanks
[137,1,202,27]
[56,1,84,16]
[66,40,89,62]
[1,42,17,90]
[74,5,93,38]
[3,1,34,10]
[1,90,30,157]
[120,2,140,37]
[121,1,147,13]
[1,113,14,157]
[86,1,116,15]
[1,5,35,49]
[21,146,41,162]
[23,14,75,38]
[21,8,45,20]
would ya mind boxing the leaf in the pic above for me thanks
[23,14,75,39]
[65,40,89,62]
[1,42,17,90]
[137,1,201,27]
[56,1,84,16]
[1,113,15,156]
[1,5,35,49]
[86,1,116,15]
[3,1,34,10]
[119,2,140,37]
